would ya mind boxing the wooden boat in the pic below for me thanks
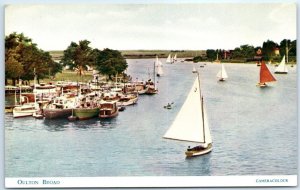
[13,103,36,118]
[216,64,228,81]
[257,62,276,87]
[99,101,119,119]
[163,72,213,157]
[163,102,173,109]
[117,94,138,106]
[274,55,288,74]
[145,78,158,95]
[44,96,74,119]
[74,107,100,120]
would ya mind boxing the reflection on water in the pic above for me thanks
[5,60,297,177]
[42,117,118,131]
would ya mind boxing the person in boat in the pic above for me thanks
[187,144,207,151]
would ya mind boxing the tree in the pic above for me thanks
[61,40,94,76]
[206,49,217,61]
[262,40,278,60]
[231,45,255,60]
[95,48,128,80]
[5,32,62,85]
[5,49,23,85]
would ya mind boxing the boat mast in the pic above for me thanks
[153,61,156,89]
[197,72,206,143]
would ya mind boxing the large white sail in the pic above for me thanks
[275,55,288,73]
[163,75,212,144]
[166,54,172,63]
[216,64,228,79]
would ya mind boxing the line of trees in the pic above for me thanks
[195,39,297,62]
[5,33,128,85]
[60,40,128,80]
[5,33,63,85]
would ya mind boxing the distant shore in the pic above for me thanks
[48,50,296,64]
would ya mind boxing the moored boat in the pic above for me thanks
[74,107,100,120]
[13,103,36,118]
[44,96,75,119]
[99,101,119,119]
[117,94,138,106]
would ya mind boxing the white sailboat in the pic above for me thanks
[173,54,177,63]
[155,56,164,77]
[166,54,172,64]
[192,65,197,73]
[163,72,212,157]
[274,55,288,74]
[216,64,228,81]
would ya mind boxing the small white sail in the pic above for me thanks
[174,54,177,61]
[157,66,164,75]
[275,55,288,73]
[192,66,197,73]
[163,76,212,144]
[216,64,228,79]
[166,54,172,63]
[155,56,164,76]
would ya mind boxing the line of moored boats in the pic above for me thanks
[7,79,158,120]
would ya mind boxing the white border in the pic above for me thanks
[5,175,297,188]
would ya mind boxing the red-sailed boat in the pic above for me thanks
[257,62,276,87]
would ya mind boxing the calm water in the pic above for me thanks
[5,59,297,177]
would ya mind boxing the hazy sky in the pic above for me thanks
[5,3,296,51]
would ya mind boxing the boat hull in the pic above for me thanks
[256,83,268,87]
[117,97,138,106]
[74,108,100,120]
[44,108,72,119]
[274,71,288,74]
[185,143,212,157]
[99,109,119,119]
[13,109,35,118]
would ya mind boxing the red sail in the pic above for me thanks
[260,62,276,83]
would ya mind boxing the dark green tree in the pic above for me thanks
[262,40,278,60]
[5,32,60,85]
[206,49,217,61]
[60,40,94,75]
[95,48,128,80]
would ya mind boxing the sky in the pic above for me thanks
[4,3,297,51]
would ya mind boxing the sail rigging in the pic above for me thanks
[163,74,212,144]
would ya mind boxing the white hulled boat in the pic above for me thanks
[216,64,228,81]
[274,55,288,74]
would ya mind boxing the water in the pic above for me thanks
[5,59,297,177]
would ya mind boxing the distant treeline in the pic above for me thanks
[193,39,297,63]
